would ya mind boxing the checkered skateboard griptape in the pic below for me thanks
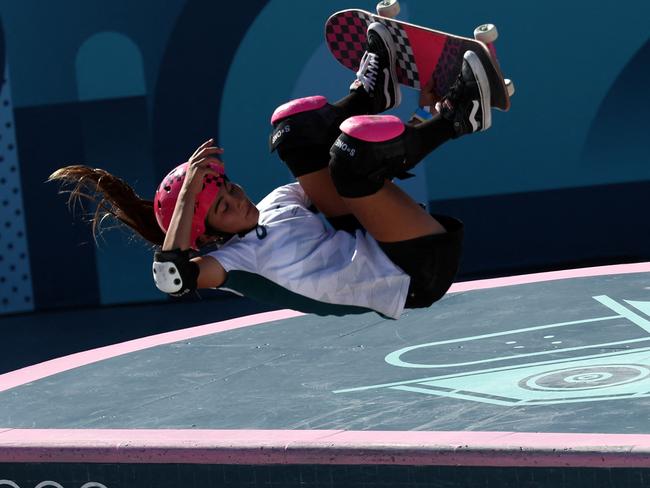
[325,10,420,88]
[431,38,464,101]
[376,18,420,88]
[325,10,373,71]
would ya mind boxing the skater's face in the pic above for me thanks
[204,179,259,236]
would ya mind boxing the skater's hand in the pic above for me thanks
[182,138,225,196]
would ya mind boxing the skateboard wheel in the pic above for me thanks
[376,0,400,18]
[505,79,515,97]
[474,24,498,44]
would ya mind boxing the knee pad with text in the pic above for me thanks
[329,115,406,198]
[269,96,344,177]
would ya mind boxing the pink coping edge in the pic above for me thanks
[448,261,650,293]
[2,429,650,467]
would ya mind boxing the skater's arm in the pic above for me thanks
[161,185,199,252]
[193,255,227,289]
[155,140,228,292]
[162,140,224,251]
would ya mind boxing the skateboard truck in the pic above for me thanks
[474,23,515,97]
[409,22,514,121]
[376,0,400,18]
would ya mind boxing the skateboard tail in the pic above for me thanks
[325,10,371,72]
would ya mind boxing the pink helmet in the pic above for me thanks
[153,162,225,250]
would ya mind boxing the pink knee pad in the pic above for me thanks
[340,115,405,142]
[269,95,341,178]
[330,115,407,199]
[271,95,328,124]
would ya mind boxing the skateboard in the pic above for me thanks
[325,1,514,111]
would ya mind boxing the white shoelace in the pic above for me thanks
[355,52,380,92]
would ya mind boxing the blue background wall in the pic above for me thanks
[0,0,648,318]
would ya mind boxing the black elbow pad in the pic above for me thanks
[152,249,199,297]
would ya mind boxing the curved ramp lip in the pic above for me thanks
[1,262,649,393]
[0,262,650,392]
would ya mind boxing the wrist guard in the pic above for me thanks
[152,249,199,297]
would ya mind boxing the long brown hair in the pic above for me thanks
[48,165,165,246]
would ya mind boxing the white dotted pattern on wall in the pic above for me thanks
[0,65,33,314]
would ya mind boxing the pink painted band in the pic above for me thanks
[270,95,327,124]
[449,261,650,293]
[2,429,650,467]
[340,115,404,142]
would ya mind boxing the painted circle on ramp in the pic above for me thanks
[519,364,650,392]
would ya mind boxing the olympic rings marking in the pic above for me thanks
[0,482,107,488]
[518,364,650,392]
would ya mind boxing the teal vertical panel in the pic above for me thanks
[74,31,159,305]
[0,0,188,109]
[76,31,146,101]
[218,0,649,200]
[219,0,419,204]
[0,64,34,315]
[78,97,162,305]
[581,40,650,172]
[219,0,357,204]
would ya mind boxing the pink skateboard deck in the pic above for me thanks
[325,9,511,111]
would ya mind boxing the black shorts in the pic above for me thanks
[327,213,464,309]
[377,215,464,308]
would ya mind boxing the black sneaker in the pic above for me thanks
[350,22,402,113]
[438,50,492,136]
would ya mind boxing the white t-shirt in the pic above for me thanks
[207,183,410,319]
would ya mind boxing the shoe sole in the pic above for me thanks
[463,51,491,131]
[367,22,402,110]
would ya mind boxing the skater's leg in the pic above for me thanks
[345,181,447,240]
[269,21,402,221]
[268,93,373,219]
[329,50,493,242]
[325,37,491,306]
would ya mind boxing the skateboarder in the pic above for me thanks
[50,22,497,319]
